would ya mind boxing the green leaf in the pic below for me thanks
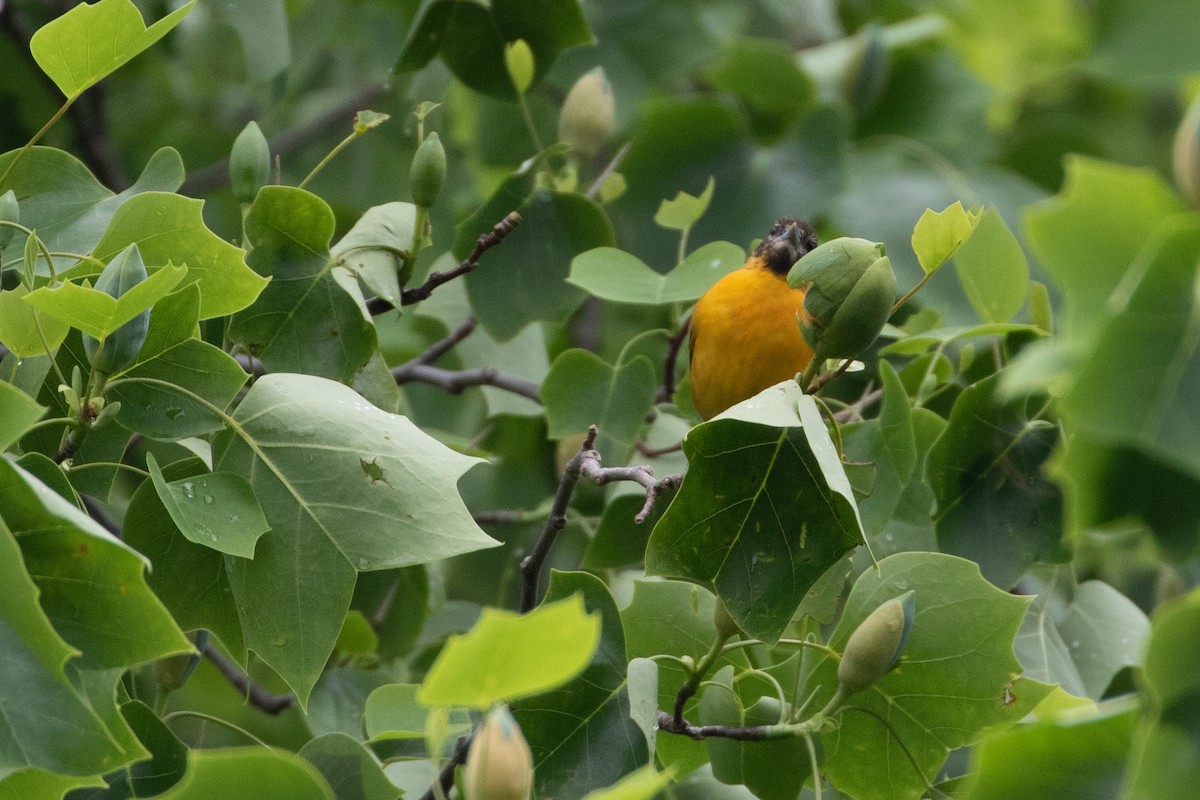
[298,733,400,800]
[396,0,592,100]
[212,373,497,705]
[1024,156,1183,336]
[93,192,267,319]
[706,38,815,144]
[23,262,187,340]
[146,453,270,558]
[655,176,715,232]
[0,381,45,452]
[1088,0,1200,85]
[1061,580,1150,698]
[540,349,658,466]
[308,668,395,741]
[156,747,335,800]
[567,241,745,305]
[107,337,248,439]
[0,284,70,358]
[466,190,614,341]
[514,571,650,799]
[141,283,201,362]
[207,0,290,81]
[880,322,1040,356]
[928,373,1065,588]
[1125,588,1200,797]
[647,382,864,642]
[582,766,674,800]
[0,512,136,777]
[953,207,1028,323]
[1061,217,1200,481]
[419,592,600,708]
[964,701,1136,800]
[365,683,470,743]
[505,39,535,94]
[30,0,197,100]
[228,186,376,383]
[112,700,189,798]
[804,552,1044,800]
[0,770,103,799]
[332,202,419,308]
[911,200,981,275]
[0,458,190,669]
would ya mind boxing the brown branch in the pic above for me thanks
[473,510,525,525]
[392,363,541,403]
[419,733,473,800]
[807,357,856,394]
[366,212,523,315]
[202,644,295,715]
[656,315,692,403]
[415,316,478,366]
[657,710,774,741]
[635,440,682,458]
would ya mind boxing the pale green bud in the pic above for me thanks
[838,591,915,694]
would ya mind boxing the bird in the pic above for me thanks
[688,217,819,420]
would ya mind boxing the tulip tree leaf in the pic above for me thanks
[332,202,419,308]
[0,381,45,452]
[514,571,650,800]
[911,200,981,275]
[22,263,187,340]
[953,208,1028,323]
[93,192,267,319]
[30,0,197,100]
[803,552,1049,800]
[567,241,745,305]
[646,381,864,643]
[228,186,376,383]
[0,285,70,359]
[581,766,674,800]
[211,373,497,706]
[155,747,335,800]
[1062,218,1200,482]
[145,453,270,558]
[298,733,400,800]
[418,592,600,709]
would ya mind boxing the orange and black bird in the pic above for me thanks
[688,217,819,420]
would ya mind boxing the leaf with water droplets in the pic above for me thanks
[145,453,270,558]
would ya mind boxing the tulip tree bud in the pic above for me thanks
[410,131,447,209]
[82,244,151,375]
[837,591,915,694]
[1174,93,1200,207]
[463,705,533,800]
[558,68,615,158]
[230,121,270,204]
[788,237,897,361]
[0,190,18,250]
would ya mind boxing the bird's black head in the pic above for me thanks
[753,217,818,275]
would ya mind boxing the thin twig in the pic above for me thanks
[472,510,525,525]
[808,358,855,394]
[369,579,400,632]
[833,387,883,424]
[657,710,773,741]
[635,440,683,458]
[366,212,522,315]
[392,363,541,403]
[584,141,631,200]
[202,644,295,715]
[656,315,692,403]
[413,317,478,366]
[419,734,473,800]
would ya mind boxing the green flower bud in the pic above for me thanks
[1174,93,1200,207]
[230,121,271,204]
[464,705,533,800]
[558,68,615,159]
[837,591,915,694]
[82,244,151,375]
[410,131,446,209]
[0,190,18,250]
[788,237,896,360]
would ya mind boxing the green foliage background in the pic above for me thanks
[2,0,1200,798]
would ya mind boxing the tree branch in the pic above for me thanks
[366,212,522,315]
[392,363,541,403]
[656,315,691,403]
[418,734,473,800]
[202,644,295,715]
[657,710,774,741]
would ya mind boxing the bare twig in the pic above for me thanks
[366,212,522,315]
[392,363,541,403]
[472,510,525,525]
[419,734,473,800]
[656,315,692,403]
[584,141,631,200]
[202,644,295,715]
[657,710,774,741]
[635,439,683,458]
[833,386,883,424]
[414,316,478,366]
[807,358,856,393]
[369,578,400,632]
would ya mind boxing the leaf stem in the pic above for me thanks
[891,270,935,315]
[0,98,75,191]
[298,127,361,190]
[516,92,546,154]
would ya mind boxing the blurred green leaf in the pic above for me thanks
[1089,0,1200,85]
[952,208,1028,323]
[582,765,674,800]
[207,0,290,81]
[911,201,981,275]
[146,453,270,558]
[505,39,535,94]
[568,241,745,305]
[805,552,1047,800]
[30,0,196,100]
[306,668,394,741]
[0,381,45,452]
[515,571,650,799]
[647,382,863,642]
[419,592,600,708]
[228,186,376,382]
[707,38,814,144]
[298,733,400,800]
[655,176,715,232]
[156,747,334,799]
[365,683,470,743]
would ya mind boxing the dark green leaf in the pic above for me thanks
[298,733,400,800]
[146,453,270,558]
[706,37,814,144]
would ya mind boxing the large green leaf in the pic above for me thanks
[540,349,658,466]
[92,192,267,319]
[332,202,419,309]
[146,453,270,558]
[952,208,1028,323]
[419,593,600,708]
[706,37,814,144]
[1061,218,1200,481]
[465,190,614,341]
[211,373,497,705]
[0,458,190,670]
[0,284,70,359]
[646,382,863,642]
[207,0,291,81]
[567,242,745,305]
[227,186,376,383]
[514,571,651,799]
[0,381,45,452]
[804,552,1046,800]
[30,0,196,100]
[298,733,400,800]
[156,747,334,800]
[1088,0,1200,85]
[396,0,592,99]
[22,263,186,340]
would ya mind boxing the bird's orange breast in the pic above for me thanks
[689,260,814,420]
